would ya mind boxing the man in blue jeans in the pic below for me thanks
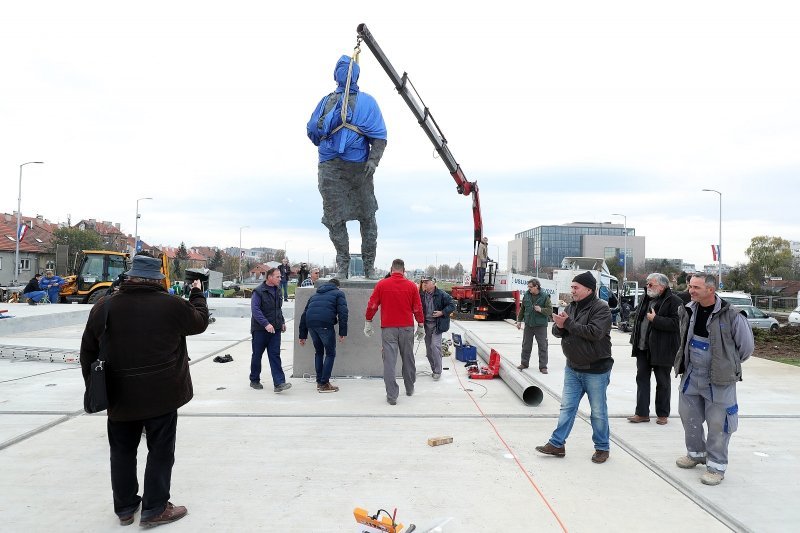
[278,257,291,302]
[298,277,348,393]
[250,268,291,392]
[536,271,613,464]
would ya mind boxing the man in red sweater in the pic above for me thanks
[365,258,425,405]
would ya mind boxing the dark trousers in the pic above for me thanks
[635,354,672,417]
[520,324,548,369]
[310,327,337,384]
[250,329,285,386]
[108,410,177,520]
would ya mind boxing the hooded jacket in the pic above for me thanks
[79,283,209,421]
[307,55,387,163]
[552,295,613,371]
[299,282,349,339]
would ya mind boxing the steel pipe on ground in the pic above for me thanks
[459,329,544,406]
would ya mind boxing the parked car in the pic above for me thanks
[788,305,800,327]
[222,281,240,291]
[738,305,779,332]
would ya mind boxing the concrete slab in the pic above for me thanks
[1,302,799,531]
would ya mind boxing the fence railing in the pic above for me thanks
[753,295,798,312]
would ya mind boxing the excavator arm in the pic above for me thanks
[356,23,484,284]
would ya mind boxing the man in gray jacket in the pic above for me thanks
[536,271,613,464]
[674,273,754,485]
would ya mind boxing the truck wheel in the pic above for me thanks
[87,290,106,304]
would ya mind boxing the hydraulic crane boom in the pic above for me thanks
[356,23,484,284]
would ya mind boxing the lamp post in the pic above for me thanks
[611,213,627,284]
[239,226,249,284]
[702,189,723,288]
[134,197,153,254]
[14,161,44,284]
[284,240,290,262]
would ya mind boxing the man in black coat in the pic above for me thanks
[80,255,209,527]
[627,272,683,425]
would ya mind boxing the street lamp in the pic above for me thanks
[239,226,249,283]
[702,189,723,288]
[284,240,290,262]
[134,197,153,253]
[611,213,627,284]
[14,161,44,284]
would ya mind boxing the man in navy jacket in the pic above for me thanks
[299,278,348,392]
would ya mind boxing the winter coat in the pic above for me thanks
[552,296,613,371]
[23,277,42,294]
[366,272,424,327]
[278,263,291,283]
[420,287,456,333]
[299,282,349,339]
[517,290,553,327]
[79,282,209,422]
[675,296,754,385]
[251,282,285,333]
[629,287,683,367]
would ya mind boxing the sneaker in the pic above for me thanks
[591,450,610,464]
[535,442,566,457]
[701,470,724,486]
[318,382,339,393]
[250,381,263,390]
[387,397,397,405]
[432,373,441,381]
[676,455,706,469]
[27,299,37,306]
[627,415,651,423]
[139,502,187,528]
[274,382,292,393]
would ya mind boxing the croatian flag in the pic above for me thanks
[17,224,29,243]
[711,244,720,261]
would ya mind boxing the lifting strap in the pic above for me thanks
[323,38,364,143]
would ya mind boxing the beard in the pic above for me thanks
[646,288,660,298]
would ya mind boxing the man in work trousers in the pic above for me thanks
[250,268,292,392]
[79,255,209,527]
[298,277,349,393]
[419,276,455,381]
[476,236,490,284]
[536,271,613,464]
[674,273,753,485]
[364,258,424,405]
[627,272,683,425]
[516,278,553,373]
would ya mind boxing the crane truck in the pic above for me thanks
[356,23,519,320]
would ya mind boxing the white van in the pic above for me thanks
[717,291,753,307]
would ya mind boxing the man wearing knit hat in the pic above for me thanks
[536,270,613,464]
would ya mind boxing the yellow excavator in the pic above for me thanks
[59,250,170,303]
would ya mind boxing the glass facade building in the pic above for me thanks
[515,223,634,270]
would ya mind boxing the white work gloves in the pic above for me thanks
[415,324,425,341]
[364,321,374,337]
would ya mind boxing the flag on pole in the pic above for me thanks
[711,244,720,261]
[17,224,29,243]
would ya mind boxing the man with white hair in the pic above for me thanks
[627,272,683,425]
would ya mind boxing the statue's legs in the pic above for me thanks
[325,220,350,278]
[360,216,378,279]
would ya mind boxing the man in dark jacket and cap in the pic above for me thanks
[80,255,209,527]
[536,271,613,464]
[419,276,455,381]
[298,278,349,392]
[250,268,291,392]
[307,55,387,279]
[627,272,683,425]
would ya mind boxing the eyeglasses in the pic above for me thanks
[646,283,658,287]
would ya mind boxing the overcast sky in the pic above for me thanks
[2,1,799,273]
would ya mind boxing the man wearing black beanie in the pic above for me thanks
[536,270,613,464]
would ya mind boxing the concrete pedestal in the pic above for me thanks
[292,279,403,378]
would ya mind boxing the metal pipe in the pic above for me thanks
[460,329,543,406]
